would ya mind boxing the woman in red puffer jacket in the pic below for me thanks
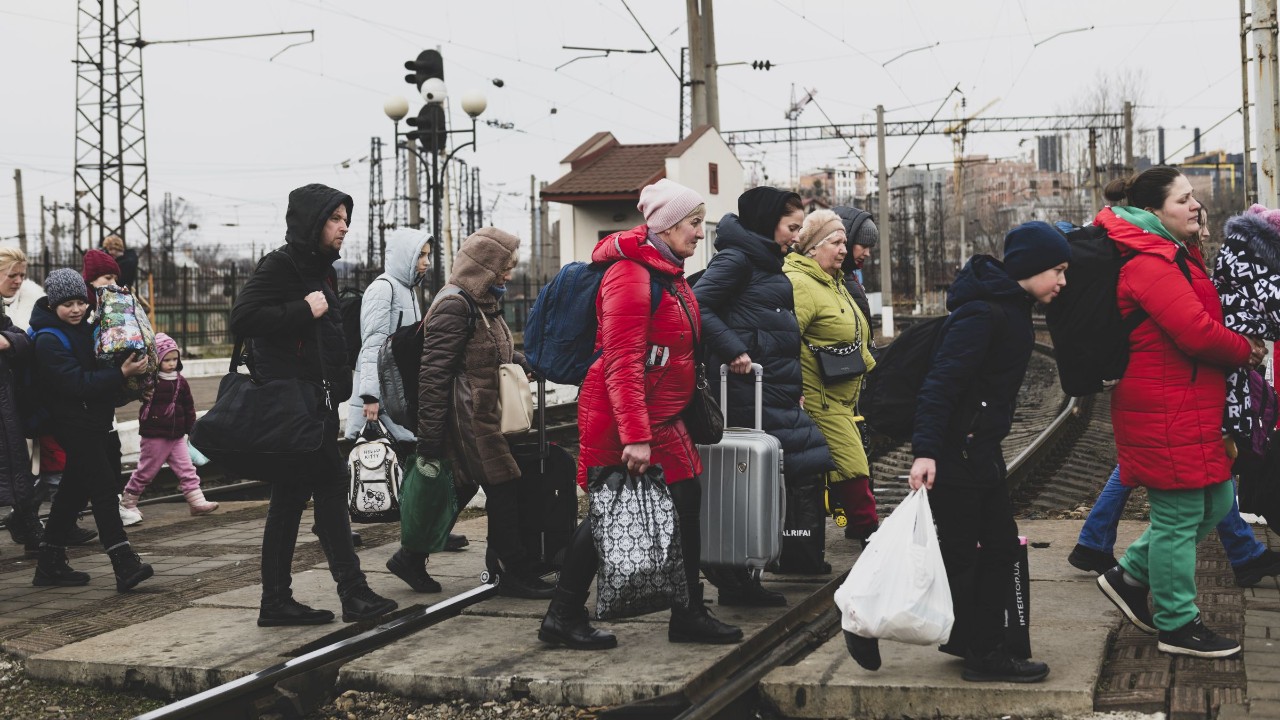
[538,179,742,651]
[1094,166,1265,660]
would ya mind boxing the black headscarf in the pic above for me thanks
[737,186,801,239]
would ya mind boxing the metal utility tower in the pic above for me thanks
[74,0,151,256]
[368,136,386,268]
[786,86,815,189]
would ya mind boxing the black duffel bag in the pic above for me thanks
[189,335,332,481]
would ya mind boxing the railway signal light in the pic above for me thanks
[405,103,447,152]
[404,49,444,89]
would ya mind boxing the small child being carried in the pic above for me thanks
[120,333,218,518]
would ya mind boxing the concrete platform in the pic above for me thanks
[17,505,1274,719]
[758,519,1144,720]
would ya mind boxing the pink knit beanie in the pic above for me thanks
[638,179,705,233]
[1247,204,1280,236]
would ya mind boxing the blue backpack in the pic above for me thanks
[524,260,667,385]
[17,327,71,439]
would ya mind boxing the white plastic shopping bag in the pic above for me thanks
[833,487,953,645]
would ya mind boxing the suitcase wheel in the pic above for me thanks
[749,567,763,582]
[480,570,494,584]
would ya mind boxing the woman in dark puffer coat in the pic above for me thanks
[694,187,836,600]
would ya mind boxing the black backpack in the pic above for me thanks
[1044,224,1192,396]
[338,286,365,367]
[860,314,955,442]
[379,287,478,430]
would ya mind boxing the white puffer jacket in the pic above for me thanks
[344,228,430,442]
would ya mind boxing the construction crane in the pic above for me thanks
[787,85,816,190]
[943,97,998,265]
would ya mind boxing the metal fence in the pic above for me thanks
[21,257,547,352]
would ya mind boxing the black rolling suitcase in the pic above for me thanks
[511,378,578,573]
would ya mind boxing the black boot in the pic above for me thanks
[538,588,617,650]
[4,508,28,545]
[32,545,90,587]
[20,504,42,558]
[258,598,335,627]
[386,548,442,593]
[669,583,743,644]
[444,533,469,551]
[340,585,398,622]
[844,630,882,671]
[108,543,154,592]
[716,568,786,607]
[488,548,554,599]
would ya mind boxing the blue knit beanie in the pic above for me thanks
[1002,221,1071,280]
[45,268,90,307]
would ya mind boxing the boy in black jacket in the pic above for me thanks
[906,222,1069,682]
[30,269,152,591]
[230,183,396,627]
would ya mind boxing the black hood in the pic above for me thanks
[834,206,872,275]
[946,254,1028,311]
[284,184,353,274]
[714,213,786,271]
[737,186,801,238]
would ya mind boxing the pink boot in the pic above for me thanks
[184,488,219,516]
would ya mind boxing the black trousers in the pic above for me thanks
[556,477,702,598]
[44,429,127,550]
[928,479,1020,656]
[260,420,366,605]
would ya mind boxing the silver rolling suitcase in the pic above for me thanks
[697,363,785,579]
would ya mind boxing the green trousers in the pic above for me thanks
[1117,479,1234,630]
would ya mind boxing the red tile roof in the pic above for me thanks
[543,126,717,204]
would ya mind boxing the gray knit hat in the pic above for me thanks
[45,268,89,307]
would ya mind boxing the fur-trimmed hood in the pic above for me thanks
[1223,211,1280,273]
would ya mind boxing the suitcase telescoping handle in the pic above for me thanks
[719,363,764,431]
[537,376,548,470]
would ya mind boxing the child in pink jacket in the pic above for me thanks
[121,333,217,517]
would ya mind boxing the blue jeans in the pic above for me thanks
[1078,465,1265,567]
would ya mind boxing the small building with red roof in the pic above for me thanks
[541,125,743,272]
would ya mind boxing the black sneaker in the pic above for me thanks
[1157,614,1241,658]
[1068,543,1118,575]
[258,598,335,627]
[341,585,398,623]
[1233,549,1280,588]
[962,648,1050,683]
[1097,566,1156,634]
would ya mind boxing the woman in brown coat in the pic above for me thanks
[386,227,551,599]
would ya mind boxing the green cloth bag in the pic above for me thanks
[399,455,458,554]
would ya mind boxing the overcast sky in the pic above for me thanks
[0,0,1243,262]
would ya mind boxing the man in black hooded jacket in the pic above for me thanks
[230,183,397,626]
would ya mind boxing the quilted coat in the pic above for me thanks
[911,255,1034,488]
[416,228,527,489]
[1097,206,1251,491]
[0,314,31,507]
[693,214,835,481]
[576,225,702,489]
[345,227,427,442]
[784,252,877,480]
[1215,211,1280,438]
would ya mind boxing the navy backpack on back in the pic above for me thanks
[524,261,664,385]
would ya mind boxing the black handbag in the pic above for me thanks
[672,287,724,445]
[807,341,867,383]
[189,331,333,482]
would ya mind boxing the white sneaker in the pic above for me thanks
[118,495,142,527]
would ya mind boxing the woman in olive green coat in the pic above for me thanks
[785,209,880,542]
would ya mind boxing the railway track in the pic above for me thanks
[131,338,1109,720]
